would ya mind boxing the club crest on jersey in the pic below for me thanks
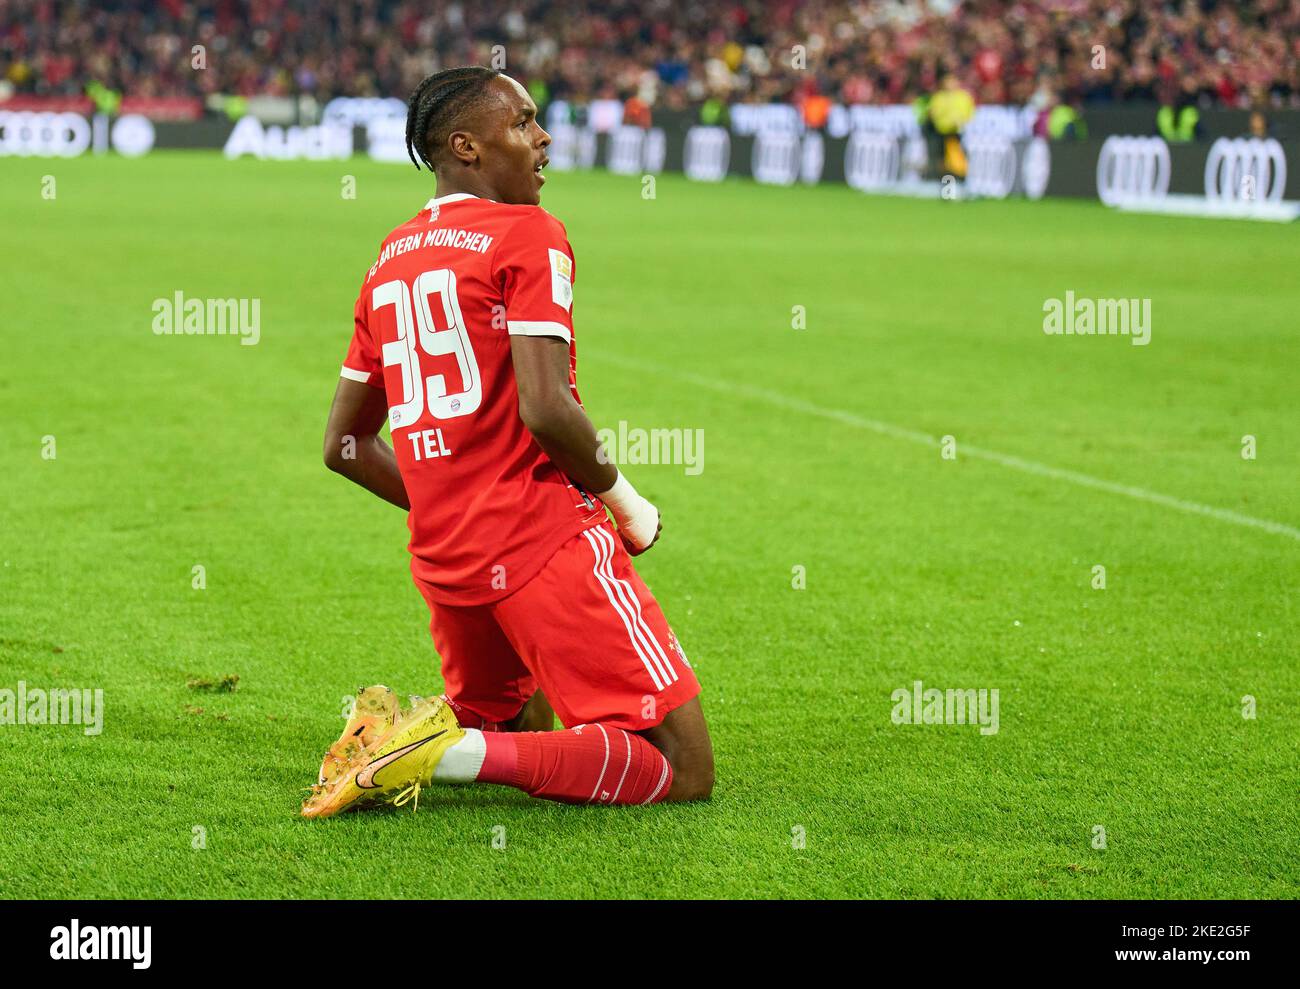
[548,248,573,312]
[428,203,440,223]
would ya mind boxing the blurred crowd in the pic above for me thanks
[2,0,1298,112]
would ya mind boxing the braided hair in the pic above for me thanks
[405,66,503,171]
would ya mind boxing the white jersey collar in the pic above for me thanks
[424,192,484,209]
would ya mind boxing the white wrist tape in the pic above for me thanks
[595,470,639,516]
[595,470,659,549]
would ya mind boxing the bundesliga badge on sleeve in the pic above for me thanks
[548,248,573,311]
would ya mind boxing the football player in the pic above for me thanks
[304,67,713,817]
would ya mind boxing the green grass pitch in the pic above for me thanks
[1,152,1296,899]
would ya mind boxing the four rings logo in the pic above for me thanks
[0,111,155,158]
[545,123,597,171]
[683,126,731,182]
[1205,137,1287,204]
[751,132,826,186]
[0,111,89,156]
[752,131,800,186]
[607,125,665,176]
[1096,135,1171,206]
[845,131,901,191]
[964,136,1018,199]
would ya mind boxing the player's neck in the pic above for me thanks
[431,171,498,203]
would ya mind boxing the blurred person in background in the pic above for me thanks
[1031,79,1087,141]
[928,71,975,177]
[1157,78,1204,143]
[621,86,651,128]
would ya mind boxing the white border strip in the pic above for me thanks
[508,320,572,343]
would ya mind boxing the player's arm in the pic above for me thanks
[510,334,661,554]
[323,377,410,511]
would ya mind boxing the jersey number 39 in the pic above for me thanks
[374,268,482,428]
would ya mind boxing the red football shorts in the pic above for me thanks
[414,522,701,732]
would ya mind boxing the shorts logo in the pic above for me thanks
[668,630,691,668]
[548,248,573,312]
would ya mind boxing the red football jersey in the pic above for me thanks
[341,193,606,604]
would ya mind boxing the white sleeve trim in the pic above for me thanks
[340,366,373,383]
[507,320,572,343]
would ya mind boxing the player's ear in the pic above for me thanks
[448,130,478,168]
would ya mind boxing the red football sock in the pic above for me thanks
[477,725,672,805]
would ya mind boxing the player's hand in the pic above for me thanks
[596,470,661,555]
[620,511,662,556]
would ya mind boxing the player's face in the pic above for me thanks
[478,76,551,205]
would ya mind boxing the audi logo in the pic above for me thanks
[748,132,826,186]
[964,136,1018,199]
[546,123,598,171]
[844,132,901,191]
[0,110,155,158]
[0,111,92,157]
[1204,137,1287,204]
[683,127,730,182]
[607,126,643,175]
[752,132,799,186]
[1096,136,1171,206]
[607,125,665,175]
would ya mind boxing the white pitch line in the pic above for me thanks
[588,352,1300,543]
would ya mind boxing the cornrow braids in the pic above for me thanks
[405,66,503,171]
